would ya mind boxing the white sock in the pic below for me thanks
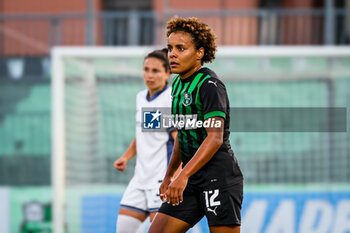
[116,215,142,233]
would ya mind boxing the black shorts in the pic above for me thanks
[158,180,243,227]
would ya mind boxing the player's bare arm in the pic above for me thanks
[170,130,182,178]
[114,138,137,171]
[170,130,177,141]
[165,117,224,206]
[159,135,181,202]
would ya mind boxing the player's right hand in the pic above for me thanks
[159,176,171,202]
[114,157,127,171]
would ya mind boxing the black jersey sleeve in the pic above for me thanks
[199,78,227,120]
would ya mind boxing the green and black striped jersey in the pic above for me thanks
[171,67,232,165]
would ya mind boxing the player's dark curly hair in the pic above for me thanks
[166,16,217,64]
[145,48,171,72]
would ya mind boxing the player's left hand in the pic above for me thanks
[165,173,188,206]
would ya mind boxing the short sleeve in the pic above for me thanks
[199,78,227,120]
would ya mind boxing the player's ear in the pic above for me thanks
[196,47,204,61]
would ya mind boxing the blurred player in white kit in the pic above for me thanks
[114,48,177,233]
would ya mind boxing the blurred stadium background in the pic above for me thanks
[1,0,350,233]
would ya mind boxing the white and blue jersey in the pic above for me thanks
[120,85,175,214]
[132,85,174,189]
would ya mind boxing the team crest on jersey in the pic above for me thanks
[183,92,192,106]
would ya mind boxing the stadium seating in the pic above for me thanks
[1,58,350,185]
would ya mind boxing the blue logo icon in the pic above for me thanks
[143,110,162,129]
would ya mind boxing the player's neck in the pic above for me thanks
[180,64,202,80]
[148,84,166,99]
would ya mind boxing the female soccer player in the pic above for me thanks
[114,49,177,233]
[148,17,244,233]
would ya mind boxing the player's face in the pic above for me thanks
[168,31,203,79]
[143,57,169,94]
